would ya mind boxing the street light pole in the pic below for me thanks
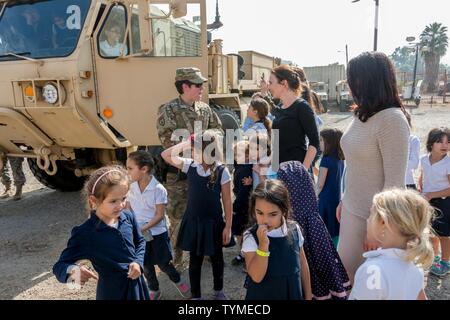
[411,43,419,98]
[407,35,431,100]
[352,0,379,51]
[345,44,349,67]
[373,0,379,51]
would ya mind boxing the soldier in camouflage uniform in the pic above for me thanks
[0,155,25,201]
[157,67,222,268]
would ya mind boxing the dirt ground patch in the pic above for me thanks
[0,103,449,300]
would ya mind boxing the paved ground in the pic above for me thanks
[0,102,449,300]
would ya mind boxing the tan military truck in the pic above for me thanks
[335,80,353,112]
[0,0,265,191]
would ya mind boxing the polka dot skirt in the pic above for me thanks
[278,161,352,300]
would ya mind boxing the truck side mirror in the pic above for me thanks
[170,0,187,18]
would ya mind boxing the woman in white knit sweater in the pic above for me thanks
[337,52,410,284]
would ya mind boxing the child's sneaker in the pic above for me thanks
[212,290,228,300]
[231,254,244,266]
[149,289,162,300]
[430,260,450,277]
[174,280,190,299]
[433,255,441,264]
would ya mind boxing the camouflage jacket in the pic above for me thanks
[157,97,223,149]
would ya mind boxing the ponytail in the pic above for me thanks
[263,117,272,138]
[207,161,219,189]
[405,233,434,269]
[250,98,271,137]
[371,188,435,269]
[301,84,318,114]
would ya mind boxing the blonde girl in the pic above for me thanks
[350,188,434,300]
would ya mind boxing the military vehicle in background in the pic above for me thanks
[401,80,423,107]
[335,80,353,112]
[309,81,329,112]
[0,0,281,191]
[438,80,450,96]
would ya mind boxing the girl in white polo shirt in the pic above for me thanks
[126,151,190,300]
[419,127,450,277]
[350,189,434,300]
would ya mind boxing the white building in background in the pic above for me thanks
[304,63,346,100]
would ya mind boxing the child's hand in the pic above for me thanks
[242,176,253,186]
[256,224,270,248]
[127,262,142,280]
[259,78,269,96]
[70,265,98,285]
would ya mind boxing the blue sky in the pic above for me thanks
[206,0,450,67]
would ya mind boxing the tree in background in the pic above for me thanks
[390,46,424,73]
[420,23,448,92]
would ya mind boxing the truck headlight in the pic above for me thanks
[42,83,59,104]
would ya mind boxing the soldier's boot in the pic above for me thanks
[13,185,23,201]
[1,186,11,199]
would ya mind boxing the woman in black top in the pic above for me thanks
[269,65,320,168]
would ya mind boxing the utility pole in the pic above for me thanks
[411,43,419,99]
[373,0,379,51]
[352,0,380,51]
[345,44,349,67]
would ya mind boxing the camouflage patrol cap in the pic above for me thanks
[175,67,208,84]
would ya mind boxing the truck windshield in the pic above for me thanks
[0,0,90,60]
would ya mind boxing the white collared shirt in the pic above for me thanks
[420,154,450,193]
[349,248,424,300]
[241,222,304,253]
[180,158,231,185]
[127,177,168,236]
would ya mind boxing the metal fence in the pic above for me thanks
[396,71,449,93]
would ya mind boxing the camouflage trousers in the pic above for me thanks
[163,172,188,268]
[1,156,25,189]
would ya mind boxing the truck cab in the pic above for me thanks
[0,0,208,190]
[335,80,352,112]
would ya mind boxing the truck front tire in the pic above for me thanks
[27,159,85,192]
[212,105,241,131]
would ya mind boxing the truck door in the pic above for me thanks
[92,0,208,146]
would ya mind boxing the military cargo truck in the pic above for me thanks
[335,80,353,112]
[309,81,329,112]
[0,0,280,191]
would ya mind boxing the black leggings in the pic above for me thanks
[144,260,180,292]
[189,250,224,298]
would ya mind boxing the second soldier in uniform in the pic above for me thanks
[157,67,223,268]
[0,155,25,201]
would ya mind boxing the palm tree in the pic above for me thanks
[420,23,448,92]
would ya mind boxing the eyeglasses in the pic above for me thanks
[190,83,204,88]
